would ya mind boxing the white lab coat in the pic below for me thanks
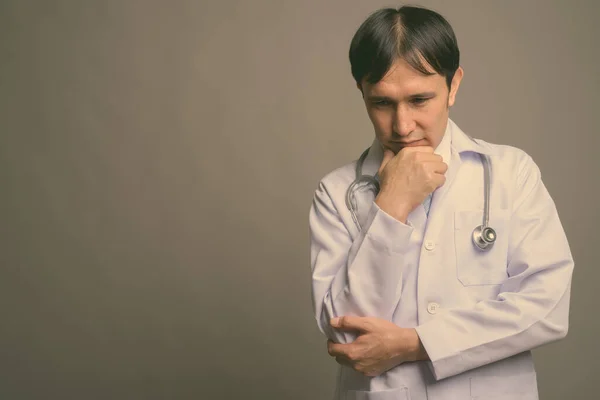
[309,118,574,400]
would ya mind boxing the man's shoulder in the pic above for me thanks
[315,158,360,193]
[472,138,536,170]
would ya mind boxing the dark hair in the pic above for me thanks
[349,5,460,89]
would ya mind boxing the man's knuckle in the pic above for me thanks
[347,350,358,361]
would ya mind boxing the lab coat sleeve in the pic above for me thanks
[309,180,414,344]
[415,153,574,380]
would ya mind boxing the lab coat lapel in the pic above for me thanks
[424,142,460,235]
[424,119,495,237]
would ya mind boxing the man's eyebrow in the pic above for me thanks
[408,91,436,98]
[367,92,437,101]
[366,95,394,102]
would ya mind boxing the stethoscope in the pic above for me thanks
[345,147,497,251]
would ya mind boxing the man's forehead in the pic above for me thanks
[365,74,442,97]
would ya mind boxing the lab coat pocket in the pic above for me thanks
[345,386,410,400]
[454,209,510,286]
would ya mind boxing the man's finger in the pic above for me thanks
[328,340,351,357]
[330,316,371,332]
[427,160,448,174]
[378,148,395,175]
[402,145,434,153]
[327,339,337,356]
[335,355,353,367]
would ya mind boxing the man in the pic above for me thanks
[309,5,574,400]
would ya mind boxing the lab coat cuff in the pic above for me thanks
[415,322,463,381]
[364,202,413,254]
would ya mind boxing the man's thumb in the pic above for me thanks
[379,148,395,175]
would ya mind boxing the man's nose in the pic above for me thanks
[393,107,416,136]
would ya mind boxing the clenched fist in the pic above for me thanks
[375,146,448,223]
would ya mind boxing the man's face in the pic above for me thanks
[359,58,463,154]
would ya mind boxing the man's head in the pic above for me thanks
[349,5,463,153]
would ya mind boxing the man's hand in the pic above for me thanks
[327,316,429,377]
[375,146,448,223]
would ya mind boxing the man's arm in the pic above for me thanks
[326,153,573,379]
[311,147,446,345]
[309,180,413,344]
[414,152,574,380]
[326,316,428,377]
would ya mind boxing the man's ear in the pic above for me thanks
[448,66,464,107]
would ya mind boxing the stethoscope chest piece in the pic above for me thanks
[472,225,497,251]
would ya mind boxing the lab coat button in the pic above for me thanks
[427,302,440,314]
[424,241,435,251]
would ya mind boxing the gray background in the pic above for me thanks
[1,0,597,399]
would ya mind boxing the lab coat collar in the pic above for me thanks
[448,118,496,158]
[360,118,495,178]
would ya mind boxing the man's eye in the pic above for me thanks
[411,97,428,105]
[374,100,391,106]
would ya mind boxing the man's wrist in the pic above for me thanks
[411,329,429,361]
[402,328,429,362]
[389,328,430,364]
[375,192,410,223]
